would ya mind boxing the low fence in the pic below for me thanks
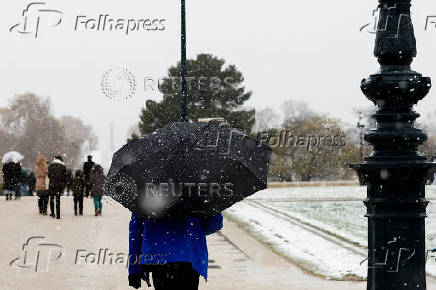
[268,180,360,188]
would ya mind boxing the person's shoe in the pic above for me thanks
[39,210,43,214]
[74,212,78,216]
[79,212,83,215]
[56,217,60,219]
[42,211,47,215]
[50,213,55,218]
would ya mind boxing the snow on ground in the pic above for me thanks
[224,185,436,280]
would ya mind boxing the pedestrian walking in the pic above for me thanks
[2,161,21,201]
[83,155,95,198]
[35,155,49,214]
[89,164,106,216]
[18,168,29,197]
[65,169,73,196]
[28,171,36,196]
[128,213,223,289]
[71,170,85,216]
[47,156,67,219]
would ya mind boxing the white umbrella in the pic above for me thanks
[1,151,24,164]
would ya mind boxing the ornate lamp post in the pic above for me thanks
[352,0,434,289]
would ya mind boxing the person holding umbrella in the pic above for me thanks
[35,155,49,214]
[2,162,21,200]
[2,151,23,200]
[117,3,269,288]
[47,156,67,219]
[128,212,223,289]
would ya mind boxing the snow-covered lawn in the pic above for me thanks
[224,185,436,280]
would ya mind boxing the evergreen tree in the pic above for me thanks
[137,54,254,135]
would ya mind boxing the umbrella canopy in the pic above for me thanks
[2,151,24,164]
[104,121,272,219]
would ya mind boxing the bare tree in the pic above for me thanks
[281,99,315,125]
[0,93,98,168]
[253,108,281,133]
[59,116,98,167]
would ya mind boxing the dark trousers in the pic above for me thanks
[5,190,13,200]
[49,193,61,218]
[74,195,83,215]
[37,191,49,213]
[85,179,91,197]
[40,196,48,212]
[14,185,21,199]
[150,262,199,290]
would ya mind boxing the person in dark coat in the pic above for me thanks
[65,169,73,196]
[128,213,223,289]
[47,156,67,219]
[89,164,106,216]
[2,162,21,200]
[71,170,85,215]
[28,171,36,196]
[18,169,29,197]
[83,155,95,198]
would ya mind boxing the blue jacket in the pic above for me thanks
[128,213,223,280]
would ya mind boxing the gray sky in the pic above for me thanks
[1,0,436,168]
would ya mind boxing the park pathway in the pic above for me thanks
[0,197,433,289]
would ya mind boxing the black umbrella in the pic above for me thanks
[104,121,272,219]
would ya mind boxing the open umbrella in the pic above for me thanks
[104,121,272,219]
[2,151,24,164]
[104,3,271,218]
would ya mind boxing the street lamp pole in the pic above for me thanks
[357,115,365,160]
[352,0,434,289]
[180,0,188,122]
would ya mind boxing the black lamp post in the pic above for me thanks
[357,114,365,160]
[180,0,188,122]
[352,0,434,289]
